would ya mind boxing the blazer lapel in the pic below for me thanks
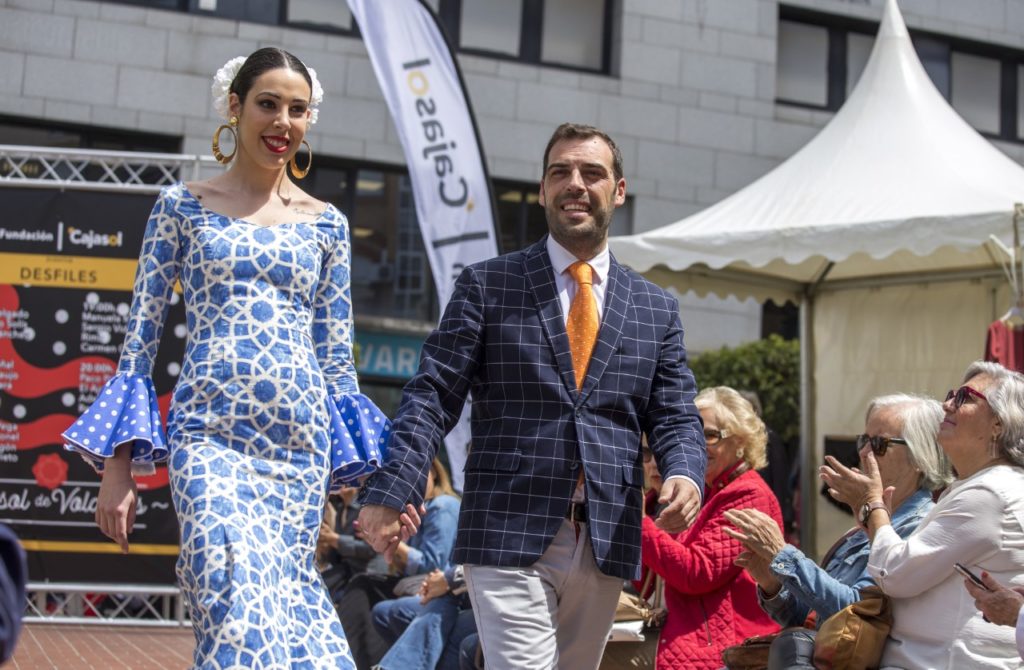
[523,238,578,396]
[579,257,630,403]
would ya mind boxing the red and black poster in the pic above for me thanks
[0,188,182,584]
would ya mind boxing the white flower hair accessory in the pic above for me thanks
[211,56,246,121]
[210,56,324,125]
[306,66,324,125]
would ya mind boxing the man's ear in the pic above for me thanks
[538,179,547,208]
[614,177,626,207]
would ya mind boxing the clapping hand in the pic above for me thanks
[819,447,892,514]
[723,508,785,560]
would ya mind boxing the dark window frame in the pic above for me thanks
[777,5,1023,144]
[97,0,613,74]
[0,115,181,153]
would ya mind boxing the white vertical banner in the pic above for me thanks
[347,0,499,491]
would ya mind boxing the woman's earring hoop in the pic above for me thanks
[290,140,312,179]
[212,116,238,164]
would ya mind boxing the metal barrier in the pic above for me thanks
[25,582,188,627]
[1,144,212,628]
[0,144,219,192]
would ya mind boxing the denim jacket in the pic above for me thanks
[403,494,461,576]
[759,488,933,628]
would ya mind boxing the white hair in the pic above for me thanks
[961,361,1024,467]
[866,393,952,491]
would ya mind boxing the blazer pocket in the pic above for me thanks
[621,462,641,485]
[465,449,522,472]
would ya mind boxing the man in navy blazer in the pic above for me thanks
[359,123,706,668]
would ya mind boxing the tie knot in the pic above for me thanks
[569,261,593,286]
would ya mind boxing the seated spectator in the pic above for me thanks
[1,523,26,664]
[340,458,460,670]
[318,485,387,603]
[822,361,1024,669]
[640,386,783,669]
[374,565,477,670]
[725,394,949,669]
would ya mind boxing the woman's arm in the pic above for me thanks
[868,484,1002,598]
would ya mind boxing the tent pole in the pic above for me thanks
[799,293,817,558]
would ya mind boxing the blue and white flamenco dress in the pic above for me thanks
[62,183,389,669]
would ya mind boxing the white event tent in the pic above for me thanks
[609,0,1024,554]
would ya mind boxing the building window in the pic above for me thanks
[97,0,611,73]
[306,160,576,325]
[776,6,1024,143]
[776,20,829,107]
[459,0,523,57]
[845,32,873,96]
[1019,66,1024,140]
[540,0,606,70]
[0,117,181,182]
[951,52,1001,135]
[454,0,611,73]
[285,0,353,32]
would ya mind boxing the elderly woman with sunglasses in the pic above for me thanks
[638,386,783,669]
[725,394,949,668]
[821,361,1024,669]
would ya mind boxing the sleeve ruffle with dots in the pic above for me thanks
[61,187,181,475]
[313,208,390,492]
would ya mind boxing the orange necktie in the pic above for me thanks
[567,261,599,390]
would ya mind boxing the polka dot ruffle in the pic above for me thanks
[60,373,168,475]
[326,393,390,492]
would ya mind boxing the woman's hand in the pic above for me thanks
[419,568,449,604]
[317,522,339,559]
[735,550,782,597]
[819,447,888,512]
[723,508,786,560]
[965,571,1024,627]
[95,456,137,554]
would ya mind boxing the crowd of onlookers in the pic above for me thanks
[316,358,1024,670]
[5,358,1024,669]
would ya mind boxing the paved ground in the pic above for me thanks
[9,623,194,669]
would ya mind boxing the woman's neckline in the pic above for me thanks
[180,182,329,229]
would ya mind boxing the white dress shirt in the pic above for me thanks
[545,236,700,503]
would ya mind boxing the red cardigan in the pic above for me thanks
[640,468,783,670]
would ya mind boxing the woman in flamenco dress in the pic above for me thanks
[62,48,415,669]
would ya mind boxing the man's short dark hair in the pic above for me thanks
[542,123,624,182]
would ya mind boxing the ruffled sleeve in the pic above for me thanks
[61,373,168,475]
[61,187,180,475]
[327,392,390,493]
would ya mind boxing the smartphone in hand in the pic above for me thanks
[955,562,989,591]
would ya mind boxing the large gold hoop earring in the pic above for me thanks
[212,116,238,164]
[290,140,312,179]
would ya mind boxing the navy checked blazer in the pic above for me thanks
[360,237,706,580]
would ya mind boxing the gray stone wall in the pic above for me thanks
[2,0,1022,350]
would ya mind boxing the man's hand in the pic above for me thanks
[965,571,1024,627]
[356,502,427,559]
[655,478,701,533]
[95,461,137,555]
[356,504,403,554]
